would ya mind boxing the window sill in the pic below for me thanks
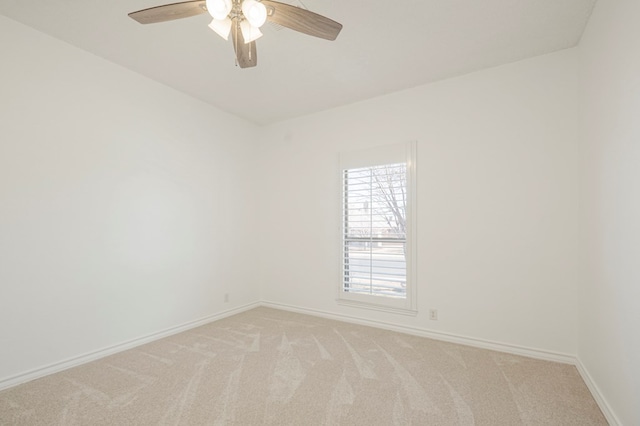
[336,298,418,316]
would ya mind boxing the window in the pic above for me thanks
[338,142,416,315]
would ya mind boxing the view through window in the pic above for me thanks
[342,163,407,299]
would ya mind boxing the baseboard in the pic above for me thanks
[0,301,260,392]
[0,299,620,426]
[260,301,576,364]
[261,301,626,423]
[575,359,620,426]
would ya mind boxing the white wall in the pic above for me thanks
[0,16,260,382]
[258,50,580,356]
[2,5,637,423]
[578,1,640,425]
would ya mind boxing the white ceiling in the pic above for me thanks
[0,0,596,125]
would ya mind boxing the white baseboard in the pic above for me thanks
[0,299,620,426]
[0,301,260,392]
[261,301,624,424]
[260,301,576,364]
[575,359,620,426]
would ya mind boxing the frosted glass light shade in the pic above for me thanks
[240,20,263,43]
[241,0,267,28]
[208,18,232,40]
[206,0,232,20]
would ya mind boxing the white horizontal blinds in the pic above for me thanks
[343,163,407,299]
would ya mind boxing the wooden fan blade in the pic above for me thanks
[262,0,342,41]
[129,1,207,24]
[231,21,257,68]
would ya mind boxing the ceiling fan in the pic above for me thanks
[128,0,343,68]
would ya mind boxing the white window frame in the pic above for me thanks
[337,141,417,315]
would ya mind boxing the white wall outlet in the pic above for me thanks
[429,309,438,321]
[224,293,229,303]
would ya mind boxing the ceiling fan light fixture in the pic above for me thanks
[241,0,267,28]
[206,0,232,20]
[240,20,263,43]
[128,0,343,69]
[208,18,232,40]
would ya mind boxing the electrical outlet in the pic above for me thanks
[429,309,438,321]
[224,293,229,303]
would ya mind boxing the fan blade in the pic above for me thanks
[231,21,257,68]
[129,1,207,24]
[262,0,342,41]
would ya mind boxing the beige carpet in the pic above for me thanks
[0,307,606,425]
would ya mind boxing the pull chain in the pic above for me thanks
[234,19,238,66]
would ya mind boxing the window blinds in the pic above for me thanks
[342,163,407,299]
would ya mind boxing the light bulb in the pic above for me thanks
[241,0,267,28]
[208,18,232,40]
[206,0,232,20]
[240,20,263,43]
